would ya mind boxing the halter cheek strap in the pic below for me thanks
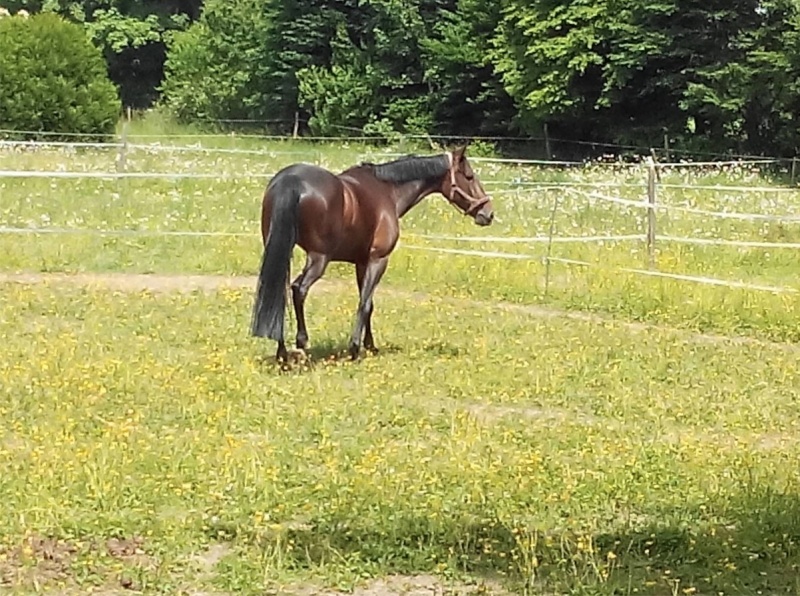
[446,151,491,217]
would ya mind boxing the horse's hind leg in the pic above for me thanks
[291,252,329,350]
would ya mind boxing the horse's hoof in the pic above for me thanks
[287,348,308,365]
[349,345,360,360]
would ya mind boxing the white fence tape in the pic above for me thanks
[2,169,798,224]
[402,245,537,260]
[658,159,784,168]
[496,180,800,193]
[0,226,252,237]
[402,245,797,294]
[0,224,795,293]
[0,170,273,180]
[581,191,649,209]
[660,235,800,249]
[614,266,796,293]
[2,138,791,169]
[658,202,800,222]
[0,140,123,149]
[406,233,645,243]
[3,138,790,167]
[583,191,800,222]
[5,227,797,251]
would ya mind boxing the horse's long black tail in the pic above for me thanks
[250,181,302,341]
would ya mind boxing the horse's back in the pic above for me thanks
[261,162,399,262]
[265,163,340,197]
[261,162,348,253]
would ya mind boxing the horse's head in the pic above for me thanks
[442,144,494,226]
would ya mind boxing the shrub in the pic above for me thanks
[160,0,276,124]
[0,11,121,139]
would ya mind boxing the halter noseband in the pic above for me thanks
[446,151,491,217]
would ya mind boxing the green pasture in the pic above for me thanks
[1,121,800,341]
[1,281,800,595]
[2,118,800,594]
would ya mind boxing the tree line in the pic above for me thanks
[4,0,800,158]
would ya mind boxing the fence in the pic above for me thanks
[1,139,799,296]
[3,126,796,164]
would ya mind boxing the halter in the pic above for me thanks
[446,152,491,217]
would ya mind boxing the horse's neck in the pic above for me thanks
[394,180,440,218]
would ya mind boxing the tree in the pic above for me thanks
[162,0,340,127]
[490,0,800,155]
[421,0,517,136]
[0,12,121,138]
[4,0,201,108]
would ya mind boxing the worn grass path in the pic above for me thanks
[3,270,797,354]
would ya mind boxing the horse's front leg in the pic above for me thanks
[291,252,329,350]
[356,262,377,352]
[350,256,388,360]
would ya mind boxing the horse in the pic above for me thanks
[250,144,494,361]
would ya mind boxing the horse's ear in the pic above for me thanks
[453,143,468,162]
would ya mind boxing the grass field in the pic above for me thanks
[2,118,800,340]
[2,116,800,594]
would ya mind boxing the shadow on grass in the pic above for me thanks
[252,338,407,373]
[222,486,800,594]
[592,488,800,595]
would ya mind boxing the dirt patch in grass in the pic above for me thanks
[190,543,232,573]
[284,574,512,596]
[464,402,602,428]
[0,534,78,587]
[0,533,158,594]
[0,272,258,293]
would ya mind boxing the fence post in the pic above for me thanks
[543,122,552,161]
[663,133,671,162]
[646,156,657,269]
[293,111,300,139]
[792,157,797,186]
[544,194,561,297]
[117,115,129,173]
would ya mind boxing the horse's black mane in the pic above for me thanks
[361,154,449,184]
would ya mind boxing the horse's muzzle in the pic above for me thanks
[474,210,494,226]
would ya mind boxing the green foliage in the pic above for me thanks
[492,0,800,154]
[11,0,800,156]
[162,0,339,126]
[160,0,272,122]
[6,0,196,51]
[420,0,516,136]
[297,0,495,136]
[5,0,199,108]
[0,12,120,138]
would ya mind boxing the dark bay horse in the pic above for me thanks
[250,145,494,361]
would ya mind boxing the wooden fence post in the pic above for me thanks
[792,157,797,186]
[117,114,129,173]
[543,122,552,161]
[646,156,657,269]
[293,111,300,139]
[544,194,561,297]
